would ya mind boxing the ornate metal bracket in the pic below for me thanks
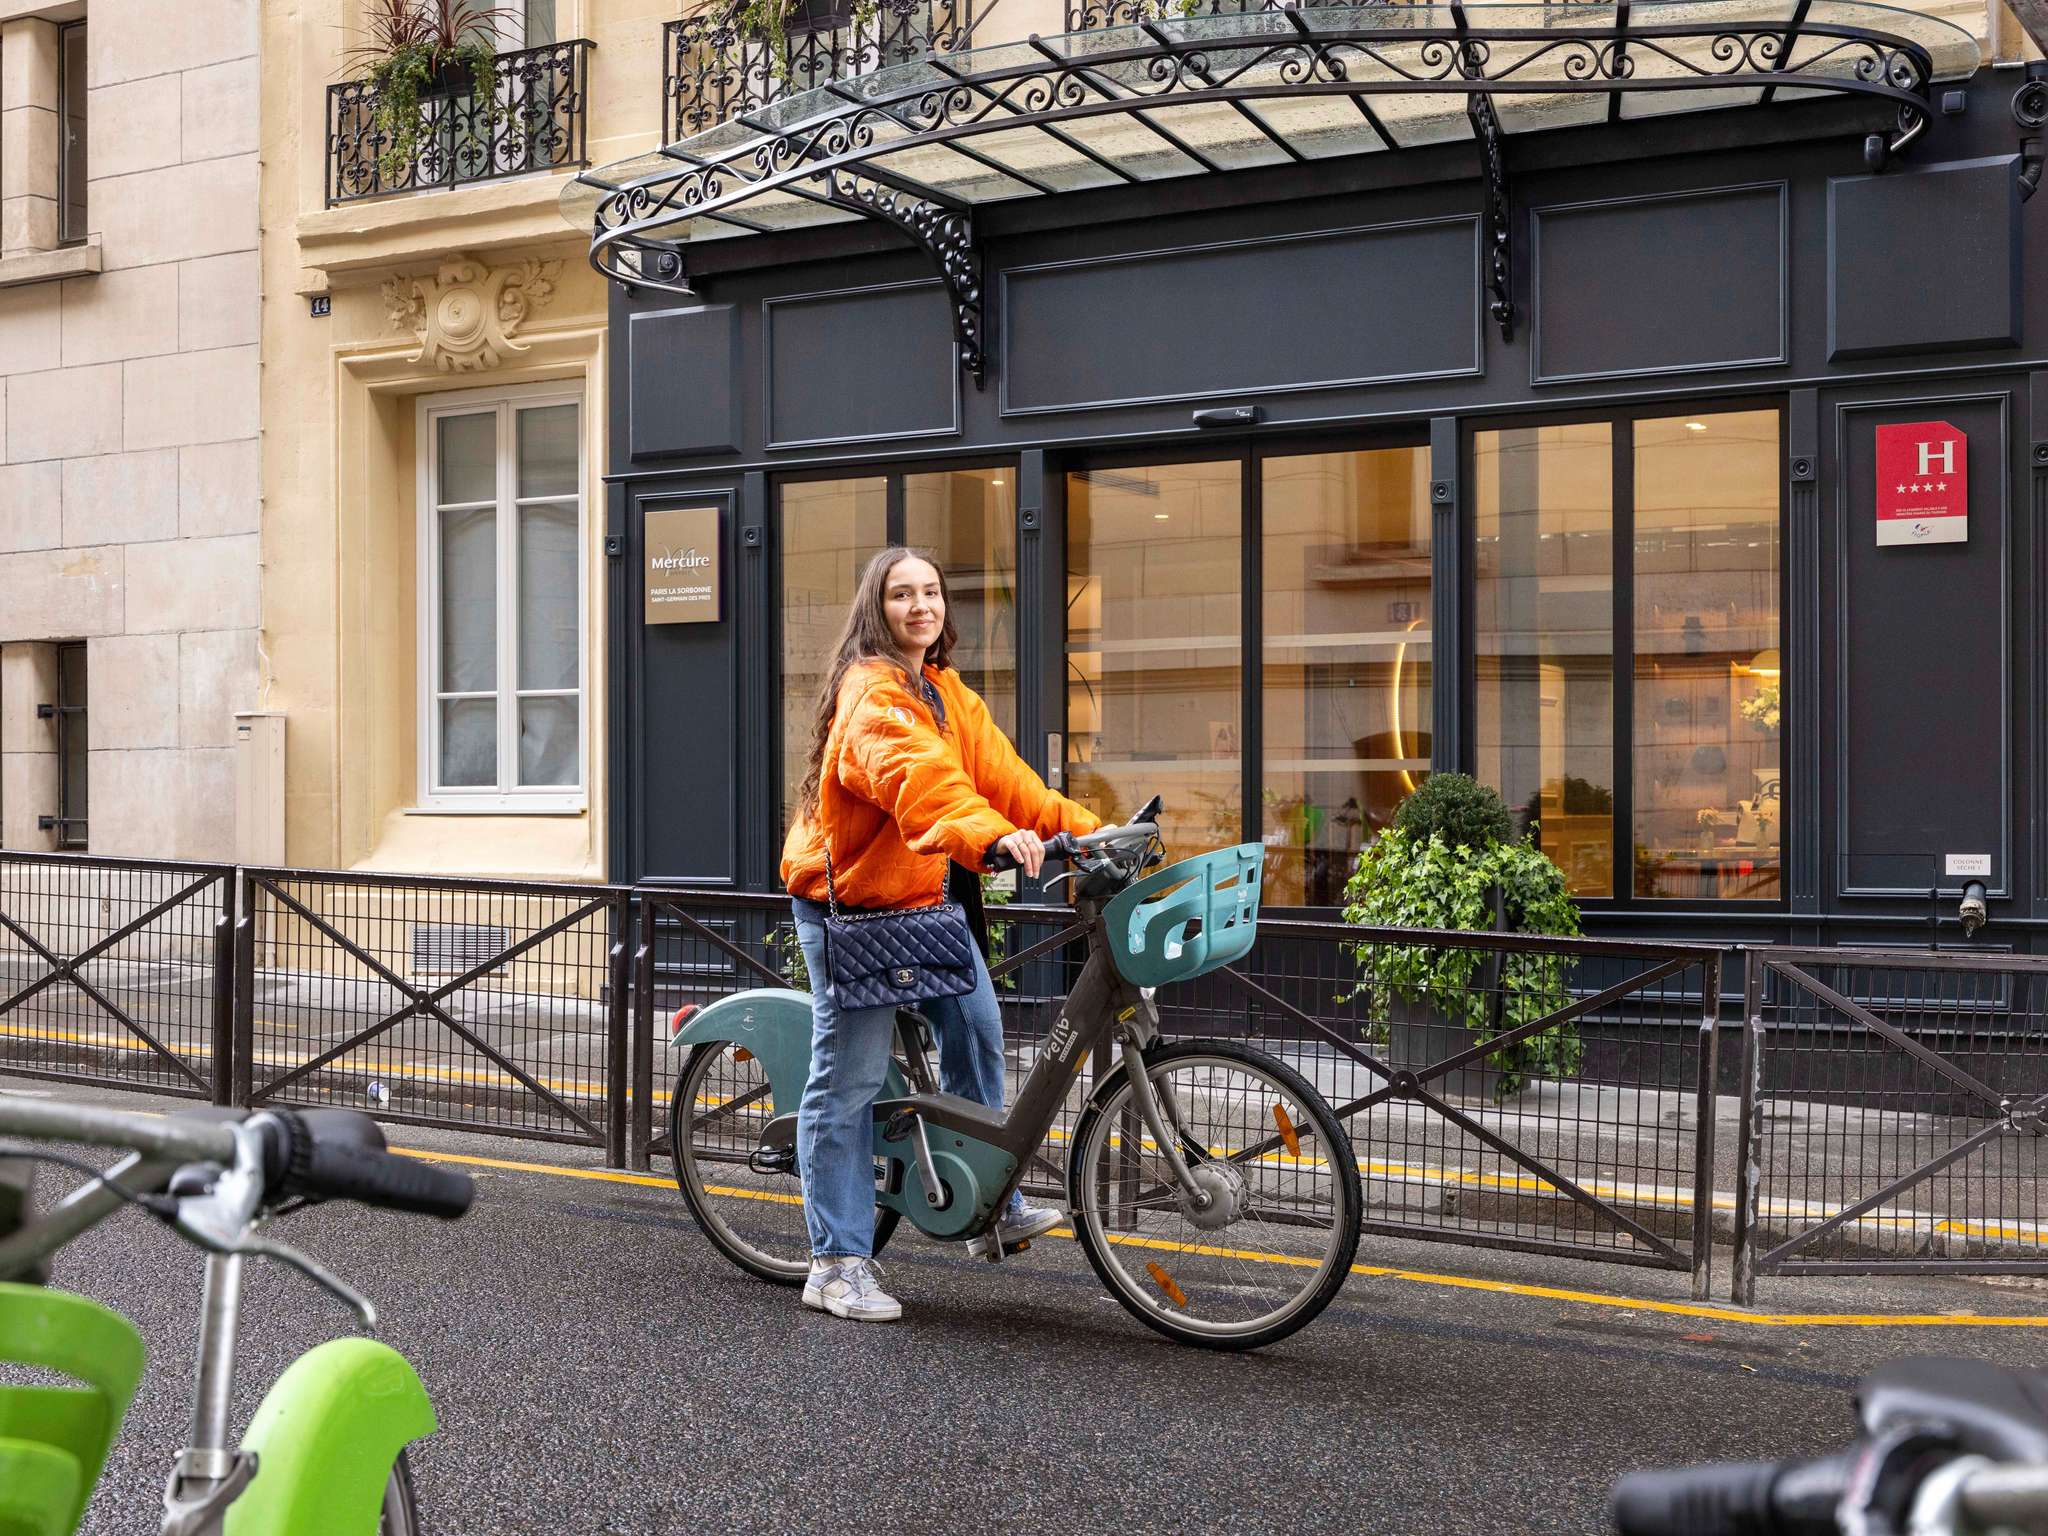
[1465,79,1514,344]
[2014,61,2047,202]
[825,168,988,388]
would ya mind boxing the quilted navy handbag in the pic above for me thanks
[819,844,979,1009]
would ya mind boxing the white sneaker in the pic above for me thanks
[965,1200,1065,1258]
[802,1257,903,1322]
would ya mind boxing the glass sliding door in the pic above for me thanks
[778,476,886,838]
[1260,447,1432,906]
[1631,410,1781,899]
[1066,461,1242,854]
[1473,423,1616,897]
[904,468,1017,743]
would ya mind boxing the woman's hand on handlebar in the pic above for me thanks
[992,829,1046,877]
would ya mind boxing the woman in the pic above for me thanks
[781,547,1100,1323]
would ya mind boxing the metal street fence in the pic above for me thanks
[236,867,632,1161]
[8,849,2048,1299]
[0,852,234,1101]
[1732,946,2048,1301]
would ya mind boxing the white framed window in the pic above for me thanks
[416,381,586,812]
[460,0,559,50]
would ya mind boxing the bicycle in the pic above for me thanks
[666,796,1365,1350]
[1611,1355,2048,1535]
[0,1097,474,1535]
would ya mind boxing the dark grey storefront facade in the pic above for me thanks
[594,53,2048,956]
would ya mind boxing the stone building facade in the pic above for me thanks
[0,0,261,860]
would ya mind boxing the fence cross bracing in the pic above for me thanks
[0,852,236,1101]
[234,868,632,1163]
[1732,947,2048,1302]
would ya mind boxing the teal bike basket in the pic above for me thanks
[1101,843,1264,988]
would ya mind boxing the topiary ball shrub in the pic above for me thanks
[1391,772,1512,853]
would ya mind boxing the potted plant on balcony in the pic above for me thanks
[1340,773,1584,1101]
[342,0,514,181]
[679,0,884,86]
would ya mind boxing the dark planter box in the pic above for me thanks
[1387,994,1509,1104]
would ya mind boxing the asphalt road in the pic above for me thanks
[7,1077,2046,1536]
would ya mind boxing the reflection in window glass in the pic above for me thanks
[1474,424,1615,897]
[1632,411,1781,899]
[904,468,1017,743]
[1261,448,1431,906]
[1066,462,1242,854]
[779,478,886,839]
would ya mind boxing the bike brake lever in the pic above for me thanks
[167,1121,380,1333]
[1043,869,1082,894]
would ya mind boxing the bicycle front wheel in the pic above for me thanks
[1069,1040,1362,1351]
[670,1041,898,1285]
[379,1450,419,1535]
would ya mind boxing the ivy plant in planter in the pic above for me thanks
[343,0,514,183]
[682,0,882,85]
[1340,773,1585,1100]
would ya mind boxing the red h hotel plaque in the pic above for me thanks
[1874,421,1967,547]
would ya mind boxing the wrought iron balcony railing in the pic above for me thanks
[327,39,594,206]
[664,0,973,141]
[1063,0,1607,29]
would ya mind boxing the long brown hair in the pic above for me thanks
[796,547,959,818]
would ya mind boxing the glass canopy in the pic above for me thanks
[563,0,1976,376]
[567,0,1972,246]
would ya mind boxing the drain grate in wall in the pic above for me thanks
[410,923,512,979]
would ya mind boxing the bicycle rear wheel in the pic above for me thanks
[670,1041,897,1285]
[1068,1039,1362,1351]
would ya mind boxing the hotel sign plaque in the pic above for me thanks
[645,506,721,624]
[1875,421,1967,547]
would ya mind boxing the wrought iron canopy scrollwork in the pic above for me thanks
[569,1,1978,385]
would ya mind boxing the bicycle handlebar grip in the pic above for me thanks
[1610,1462,1785,1536]
[981,832,1080,875]
[292,1140,475,1220]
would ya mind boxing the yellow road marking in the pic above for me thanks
[385,1144,2048,1329]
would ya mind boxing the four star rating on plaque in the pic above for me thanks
[1896,481,1949,493]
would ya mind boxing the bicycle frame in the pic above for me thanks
[0,1101,434,1536]
[676,893,1199,1245]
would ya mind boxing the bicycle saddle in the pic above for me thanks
[1858,1356,2048,1462]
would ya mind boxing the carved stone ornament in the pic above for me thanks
[381,255,561,372]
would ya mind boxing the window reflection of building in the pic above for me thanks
[1474,411,1782,902]
[1066,463,1242,856]
[777,471,1017,845]
[1261,448,1432,906]
[905,469,1017,744]
[1632,411,1780,900]
[1474,423,1616,897]
[779,477,886,839]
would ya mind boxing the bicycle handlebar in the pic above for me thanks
[983,822,1159,874]
[1611,1454,1853,1536]
[283,1137,474,1220]
[0,1098,473,1225]
[0,1097,237,1166]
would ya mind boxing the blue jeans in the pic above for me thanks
[791,897,1022,1259]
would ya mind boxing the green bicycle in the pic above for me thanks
[668,797,1365,1350]
[0,1097,474,1535]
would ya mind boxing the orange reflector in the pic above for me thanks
[1272,1103,1301,1158]
[669,1004,698,1039]
[1145,1262,1189,1308]
[732,1047,753,1063]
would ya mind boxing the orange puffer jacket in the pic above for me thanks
[781,659,1100,911]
